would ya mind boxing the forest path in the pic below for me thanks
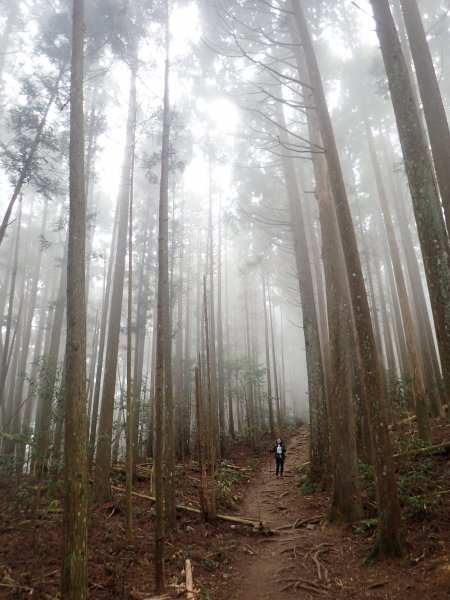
[217,427,333,599]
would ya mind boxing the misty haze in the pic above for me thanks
[0,0,449,598]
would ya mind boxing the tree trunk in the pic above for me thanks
[61,0,88,596]
[195,361,209,520]
[32,240,67,477]
[0,201,22,426]
[154,16,172,588]
[216,214,226,453]
[369,0,450,420]
[93,58,137,502]
[159,41,175,533]
[261,269,275,438]
[364,114,430,439]
[203,276,217,520]
[290,84,362,519]
[292,0,404,557]
[398,0,450,229]
[275,96,329,484]
[126,145,134,537]
[88,202,119,471]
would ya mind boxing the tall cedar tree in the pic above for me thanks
[290,0,404,557]
[154,10,172,590]
[61,0,88,597]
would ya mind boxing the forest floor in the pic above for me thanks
[0,418,449,599]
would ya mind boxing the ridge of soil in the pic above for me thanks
[0,423,449,599]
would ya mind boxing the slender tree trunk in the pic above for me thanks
[372,246,397,376]
[207,160,220,454]
[61,0,88,595]
[203,276,217,520]
[216,214,226,454]
[159,38,175,533]
[0,201,22,425]
[267,283,281,430]
[93,58,137,502]
[154,15,172,588]
[88,203,119,471]
[126,148,134,537]
[32,241,67,477]
[195,360,209,520]
[224,247,235,438]
[261,270,275,438]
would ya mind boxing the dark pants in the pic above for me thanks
[275,457,284,476]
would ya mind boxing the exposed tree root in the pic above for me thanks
[278,577,330,595]
[293,514,324,529]
[304,543,334,581]
[274,514,324,531]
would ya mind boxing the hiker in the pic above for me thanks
[270,437,286,477]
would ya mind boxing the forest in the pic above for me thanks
[0,0,449,598]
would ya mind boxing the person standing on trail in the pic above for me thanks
[270,437,286,477]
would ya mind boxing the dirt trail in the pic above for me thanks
[215,426,450,600]
[217,428,329,599]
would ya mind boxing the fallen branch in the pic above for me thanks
[389,405,447,430]
[388,415,416,430]
[0,582,33,593]
[111,485,273,531]
[296,460,310,470]
[367,580,389,589]
[220,462,249,471]
[393,440,450,459]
